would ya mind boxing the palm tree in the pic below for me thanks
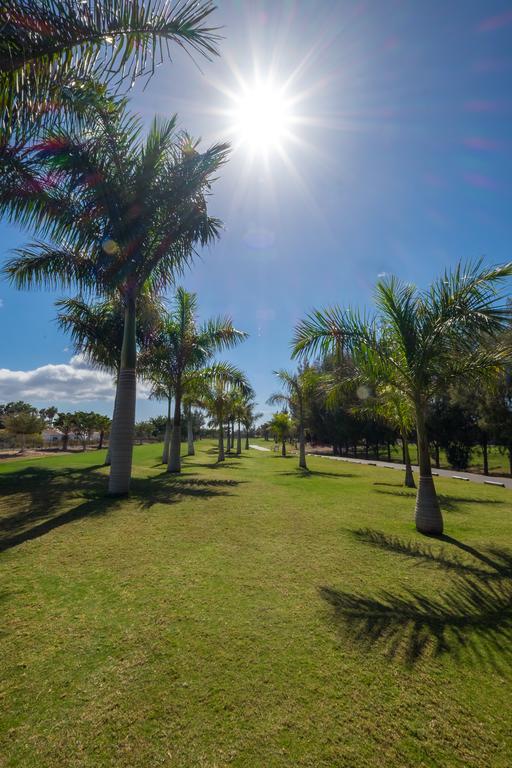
[2,99,228,494]
[242,401,262,449]
[197,374,252,462]
[354,385,416,488]
[293,261,512,535]
[267,366,316,470]
[270,412,292,457]
[140,288,247,473]
[226,391,248,455]
[182,395,196,456]
[147,380,174,464]
[1,0,219,137]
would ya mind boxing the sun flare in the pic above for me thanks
[228,79,294,154]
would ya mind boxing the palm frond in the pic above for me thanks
[1,0,220,135]
[4,241,99,290]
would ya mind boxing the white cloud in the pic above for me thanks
[0,355,151,405]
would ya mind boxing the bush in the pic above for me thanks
[446,442,472,470]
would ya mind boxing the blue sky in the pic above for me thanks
[1,0,512,422]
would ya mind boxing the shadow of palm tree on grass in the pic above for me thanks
[280,469,356,479]
[373,487,505,513]
[0,464,242,553]
[353,528,512,580]
[321,529,512,668]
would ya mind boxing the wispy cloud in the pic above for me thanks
[478,10,512,32]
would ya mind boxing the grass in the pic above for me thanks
[1,441,511,767]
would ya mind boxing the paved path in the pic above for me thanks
[251,443,511,488]
[308,452,512,489]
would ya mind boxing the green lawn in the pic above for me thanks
[1,442,511,767]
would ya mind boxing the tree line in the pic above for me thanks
[0,401,111,451]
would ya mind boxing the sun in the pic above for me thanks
[228,78,294,154]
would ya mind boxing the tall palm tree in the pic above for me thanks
[267,366,316,470]
[198,375,252,462]
[353,385,416,488]
[242,401,262,449]
[147,379,174,464]
[270,412,292,457]
[1,0,219,137]
[293,261,512,535]
[140,288,247,473]
[2,99,228,493]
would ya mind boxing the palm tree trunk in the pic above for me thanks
[187,404,195,456]
[401,429,415,489]
[414,403,443,535]
[282,439,286,457]
[298,420,307,470]
[167,385,182,473]
[236,419,242,455]
[245,426,250,450]
[108,296,137,495]
[105,369,120,466]
[226,421,231,453]
[218,409,225,462]
[162,395,172,464]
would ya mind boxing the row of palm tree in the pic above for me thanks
[140,287,250,471]
[1,1,233,493]
[268,262,512,537]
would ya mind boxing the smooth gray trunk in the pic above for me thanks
[218,421,225,462]
[108,369,136,494]
[187,406,195,456]
[402,430,415,489]
[245,429,250,450]
[167,388,182,473]
[236,419,242,455]
[162,396,172,464]
[414,403,443,535]
[108,297,137,495]
[162,420,171,464]
[298,421,307,470]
